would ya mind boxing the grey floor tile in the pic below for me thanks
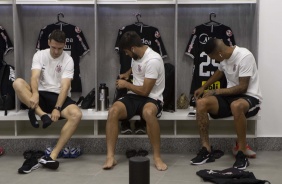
[0,151,280,184]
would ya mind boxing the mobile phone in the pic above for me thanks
[188,112,196,117]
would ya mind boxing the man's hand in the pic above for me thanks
[116,79,129,89]
[29,93,39,109]
[202,89,217,98]
[119,73,129,80]
[194,87,205,100]
[51,109,60,122]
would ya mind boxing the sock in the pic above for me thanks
[41,114,53,129]
[28,109,39,128]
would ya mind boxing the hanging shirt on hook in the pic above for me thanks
[115,24,167,74]
[184,23,236,106]
[0,26,13,61]
[36,23,90,93]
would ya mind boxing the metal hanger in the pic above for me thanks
[135,13,144,26]
[55,12,67,25]
[204,12,221,25]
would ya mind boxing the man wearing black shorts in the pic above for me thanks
[190,38,262,170]
[103,31,167,171]
[13,30,82,170]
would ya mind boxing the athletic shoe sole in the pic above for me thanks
[39,158,59,170]
[190,157,215,165]
[18,163,40,174]
[135,129,146,135]
[121,129,132,135]
[234,160,250,170]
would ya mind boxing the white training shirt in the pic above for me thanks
[218,46,262,101]
[129,47,165,102]
[31,49,74,96]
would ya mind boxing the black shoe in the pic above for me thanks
[121,121,132,135]
[23,150,45,160]
[18,157,40,174]
[136,148,148,157]
[39,156,59,170]
[233,151,249,170]
[134,120,146,135]
[191,147,215,165]
[126,149,137,158]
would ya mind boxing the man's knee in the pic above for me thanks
[108,105,122,119]
[230,101,247,115]
[142,107,157,121]
[196,98,209,111]
[13,78,25,90]
[66,106,82,122]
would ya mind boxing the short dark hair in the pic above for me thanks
[48,30,66,43]
[204,38,217,55]
[119,31,143,51]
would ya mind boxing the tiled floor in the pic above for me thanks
[0,151,278,184]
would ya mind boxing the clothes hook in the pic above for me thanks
[209,12,216,22]
[57,12,64,22]
[135,13,141,23]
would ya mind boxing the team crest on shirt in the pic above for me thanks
[199,33,209,44]
[155,31,161,38]
[233,64,237,72]
[56,65,62,73]
[138,65,142,72]
[226,30,233,37]
[75,26,81,33]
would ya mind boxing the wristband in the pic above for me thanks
[54,106,61,112]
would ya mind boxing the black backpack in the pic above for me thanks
[79,88,95,109]
[163,63,175,112]
[0,61,15,115]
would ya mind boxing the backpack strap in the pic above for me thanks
[0,61,8,115]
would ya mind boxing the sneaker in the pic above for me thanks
[134,120,146,135]
[62,147,70,158]
[233,151,249,170]
[70,147,82,158]
[18,157,40,174]
[120,121,132,135]
[23,150,44,159]
[39,156,59,170]
[232,142,256,158]
[191,147,215,165]
[45,147,53,157]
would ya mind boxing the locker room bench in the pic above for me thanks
[0,109,259,121]
[0,109,259,139]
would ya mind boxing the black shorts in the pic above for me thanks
[210,94,261,119]
[38,91,76,113]
[117,94,163,121]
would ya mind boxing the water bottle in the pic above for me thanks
[99,83,109,111]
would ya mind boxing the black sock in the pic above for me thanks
[28,109,39,128]
[41,114,53,129]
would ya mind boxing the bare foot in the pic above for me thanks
[103,157,117,170]
[154,157,168,171]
